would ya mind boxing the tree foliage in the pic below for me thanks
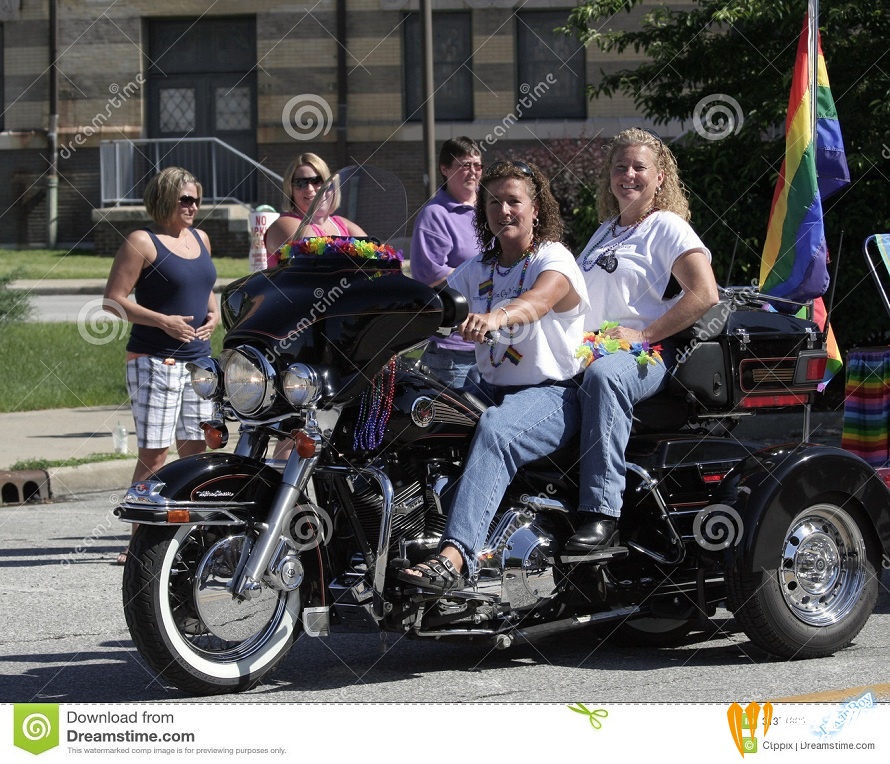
[563,0,890,349]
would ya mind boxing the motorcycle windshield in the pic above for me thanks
[221,166,456,403]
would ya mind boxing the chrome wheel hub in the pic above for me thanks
[193,534,282,644]
[779,505,866,626]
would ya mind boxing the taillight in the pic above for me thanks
[739,393,809,408]
[792,350,828,386]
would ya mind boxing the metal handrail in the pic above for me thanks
[99,137,284,208]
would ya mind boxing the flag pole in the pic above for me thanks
[802,0,819,443]
[809,0,819,146]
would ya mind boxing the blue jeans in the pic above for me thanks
[421,344,481,390]
[577,352,671,518]
[441,379,581,579]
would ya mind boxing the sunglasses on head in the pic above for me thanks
[178,195,200,207]
[485,160,533,178]
[292,176,325,190]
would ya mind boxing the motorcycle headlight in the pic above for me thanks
[282,363,321,408]
[186,358,222,399]
[220,346,276,416]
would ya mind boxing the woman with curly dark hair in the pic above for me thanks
[399,160,589,593]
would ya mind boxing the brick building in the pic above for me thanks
[0,0,661,254]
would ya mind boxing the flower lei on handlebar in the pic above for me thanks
[276,236,404,268]
[576,321,663,367]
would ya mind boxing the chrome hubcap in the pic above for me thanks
[779,504,866,626]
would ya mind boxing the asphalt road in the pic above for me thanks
[1,489,888,704]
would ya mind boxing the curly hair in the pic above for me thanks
[475,160,563,261]
[143,167,202,226]
[596,128,691,222]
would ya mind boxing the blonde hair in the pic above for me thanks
[596,128,691,222]
[144,167,202,225]
[282,153,332,213]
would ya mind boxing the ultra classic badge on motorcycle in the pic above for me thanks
[410,397,435,427]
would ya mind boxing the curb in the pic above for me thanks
[0,462,136,506]
[9,278,236,296]
[47,461,138,500]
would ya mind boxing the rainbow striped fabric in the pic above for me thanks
[759,18,850,302]
[841,349,890,468]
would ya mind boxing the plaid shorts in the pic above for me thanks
[126,356,213,450]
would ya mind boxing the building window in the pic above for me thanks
[516,11,586,119]
[404,12,473,122]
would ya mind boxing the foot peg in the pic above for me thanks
[559,546,628,565]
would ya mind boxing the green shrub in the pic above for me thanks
[0,270,33,324]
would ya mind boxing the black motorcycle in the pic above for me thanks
[118,166,890,696]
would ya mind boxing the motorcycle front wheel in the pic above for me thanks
[726,500,879,659]
[122,524,301,696]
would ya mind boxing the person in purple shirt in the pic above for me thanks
[411,137,483,388]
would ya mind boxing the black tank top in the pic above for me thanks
[126,228,217,360]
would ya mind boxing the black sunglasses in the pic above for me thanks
[485,160,533,178]
[178,195,200,207]
[292,175,324,190]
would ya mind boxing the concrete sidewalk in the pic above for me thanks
[0,404,142,501]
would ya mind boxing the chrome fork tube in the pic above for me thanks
[233,414,321,599]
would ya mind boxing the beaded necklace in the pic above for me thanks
[493,248,532,277]
[580,208,657,273]
[353,356,397,451]
[480,244,535,368]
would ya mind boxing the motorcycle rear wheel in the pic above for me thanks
[123,524,301,696]
[726,500,879,659]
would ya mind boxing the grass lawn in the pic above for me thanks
[0,248,250,280]
[0,322,225,413]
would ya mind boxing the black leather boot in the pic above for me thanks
[565,512,619,552]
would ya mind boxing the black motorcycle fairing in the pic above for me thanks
[220,256,446,404]
[115,452,281,525]
[723,444,890,572]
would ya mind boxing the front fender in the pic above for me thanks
[722,444,890,572]
[115,452,281,525]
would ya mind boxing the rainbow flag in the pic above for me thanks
[760,15,849,386]
[759,17,849,301]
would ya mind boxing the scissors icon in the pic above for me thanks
[567,703,609,730]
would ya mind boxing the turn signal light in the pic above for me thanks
[167,509,191,523]
[291,430,317,458]
[201,421,229,450]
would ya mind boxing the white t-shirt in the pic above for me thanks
[577,210,711,330]
[448,240,589,386]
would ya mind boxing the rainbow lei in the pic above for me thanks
[276,236,404,266]
[576,321,663,368]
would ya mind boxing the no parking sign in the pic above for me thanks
[249,206,280,272]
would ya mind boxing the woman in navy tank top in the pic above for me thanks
[103,166,218,564]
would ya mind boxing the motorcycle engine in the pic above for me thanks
[476,510,558,610]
